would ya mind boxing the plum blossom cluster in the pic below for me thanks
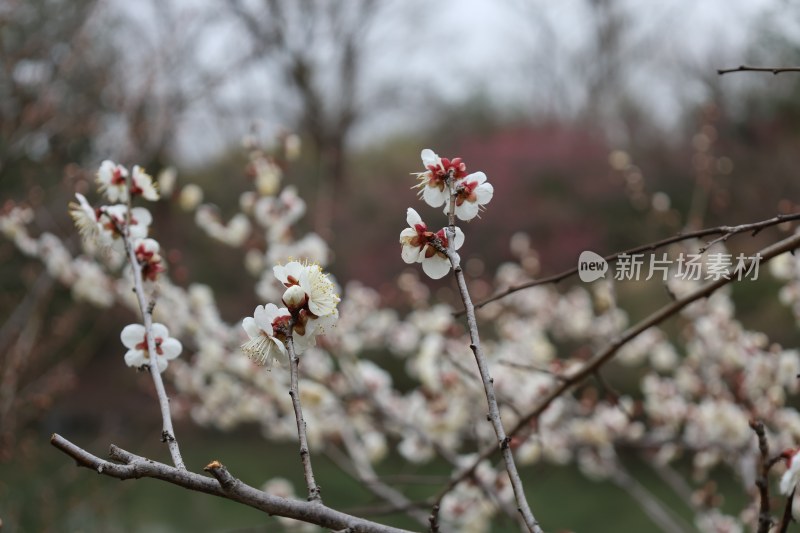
[8,144,800,532]
[241,260,340,366]
[414,148,494,220]
[400,149,493,279]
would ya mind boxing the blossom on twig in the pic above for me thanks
[414,149,468,208]
[121,323,182,372]
[273,260,340,354]
[96,160,159,202]
[134,238,165,281]
[242,303,291,366]
[399,208,464,279]
[444,171,494,221]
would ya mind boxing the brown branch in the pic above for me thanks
[751,420,775,533]
[428,504,440,533]
[718,65,800,76]
[50,434,412,533]
[448,230,800,495]
[443,179,542,533]
[286,335,322,502]
[778,488,796,533]
[467,212,800,313]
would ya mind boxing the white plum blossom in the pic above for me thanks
[272,260,340,354]
[194,206,250,246]
[96,160,130,202]
[130,165,159,201]
[242,303,291,366]
[96,161,159,202]
[399,208,464,279]
[98,205,152,245]
[273,260,340,317]
[444,171,494,221]
[121,323,182,372]
[69,193,100,245]
[414,149,468,208]
[133,238,165,281]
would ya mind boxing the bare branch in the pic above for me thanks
[50,434,413,533]
[718,65,800,76]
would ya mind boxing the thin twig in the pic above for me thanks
[610,459,692,533]
[443,178,542,533]
[328,422,429,526]
[466,212,800,313]
[778,488,796,533]
[324,446,429,525]
[448,230,800,496]
[750,420,775,533]
[429,504,440,533]
[718,65,800,75]
[338,355,521,526]
[287,334,322,502]
[49,434,412,533]
[118,210,185,469]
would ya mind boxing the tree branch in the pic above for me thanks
[750,420,775,533]
[118,210,185,469]
[443,179,543,533]
[50,434,413,533]
[467,212,800,313]
[287,334,322,502]
[718,65,800,75]
[447,230,800,498]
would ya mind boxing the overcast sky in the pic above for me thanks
[112,0,788,164]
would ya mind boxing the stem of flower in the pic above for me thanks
[443,178,543,533]
[119,209,185,470]
[286,334,322,502]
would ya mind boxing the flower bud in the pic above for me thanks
[282,284,307,310]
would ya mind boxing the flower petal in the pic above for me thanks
[453,227,465,250]
[406,208,422,227]
[124,349,146,367]
[253,305,270,330]
[160,338,183,359]
[121,324,145,349]
[422,256,451,279]
[475,182,494,204]
[465,171,487,185]
[151,323,169,339]
[420,149,439,168]
[401,243,423,264]
[422,186,446,208]
[455,201,480,221]
[242,316,259,338]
